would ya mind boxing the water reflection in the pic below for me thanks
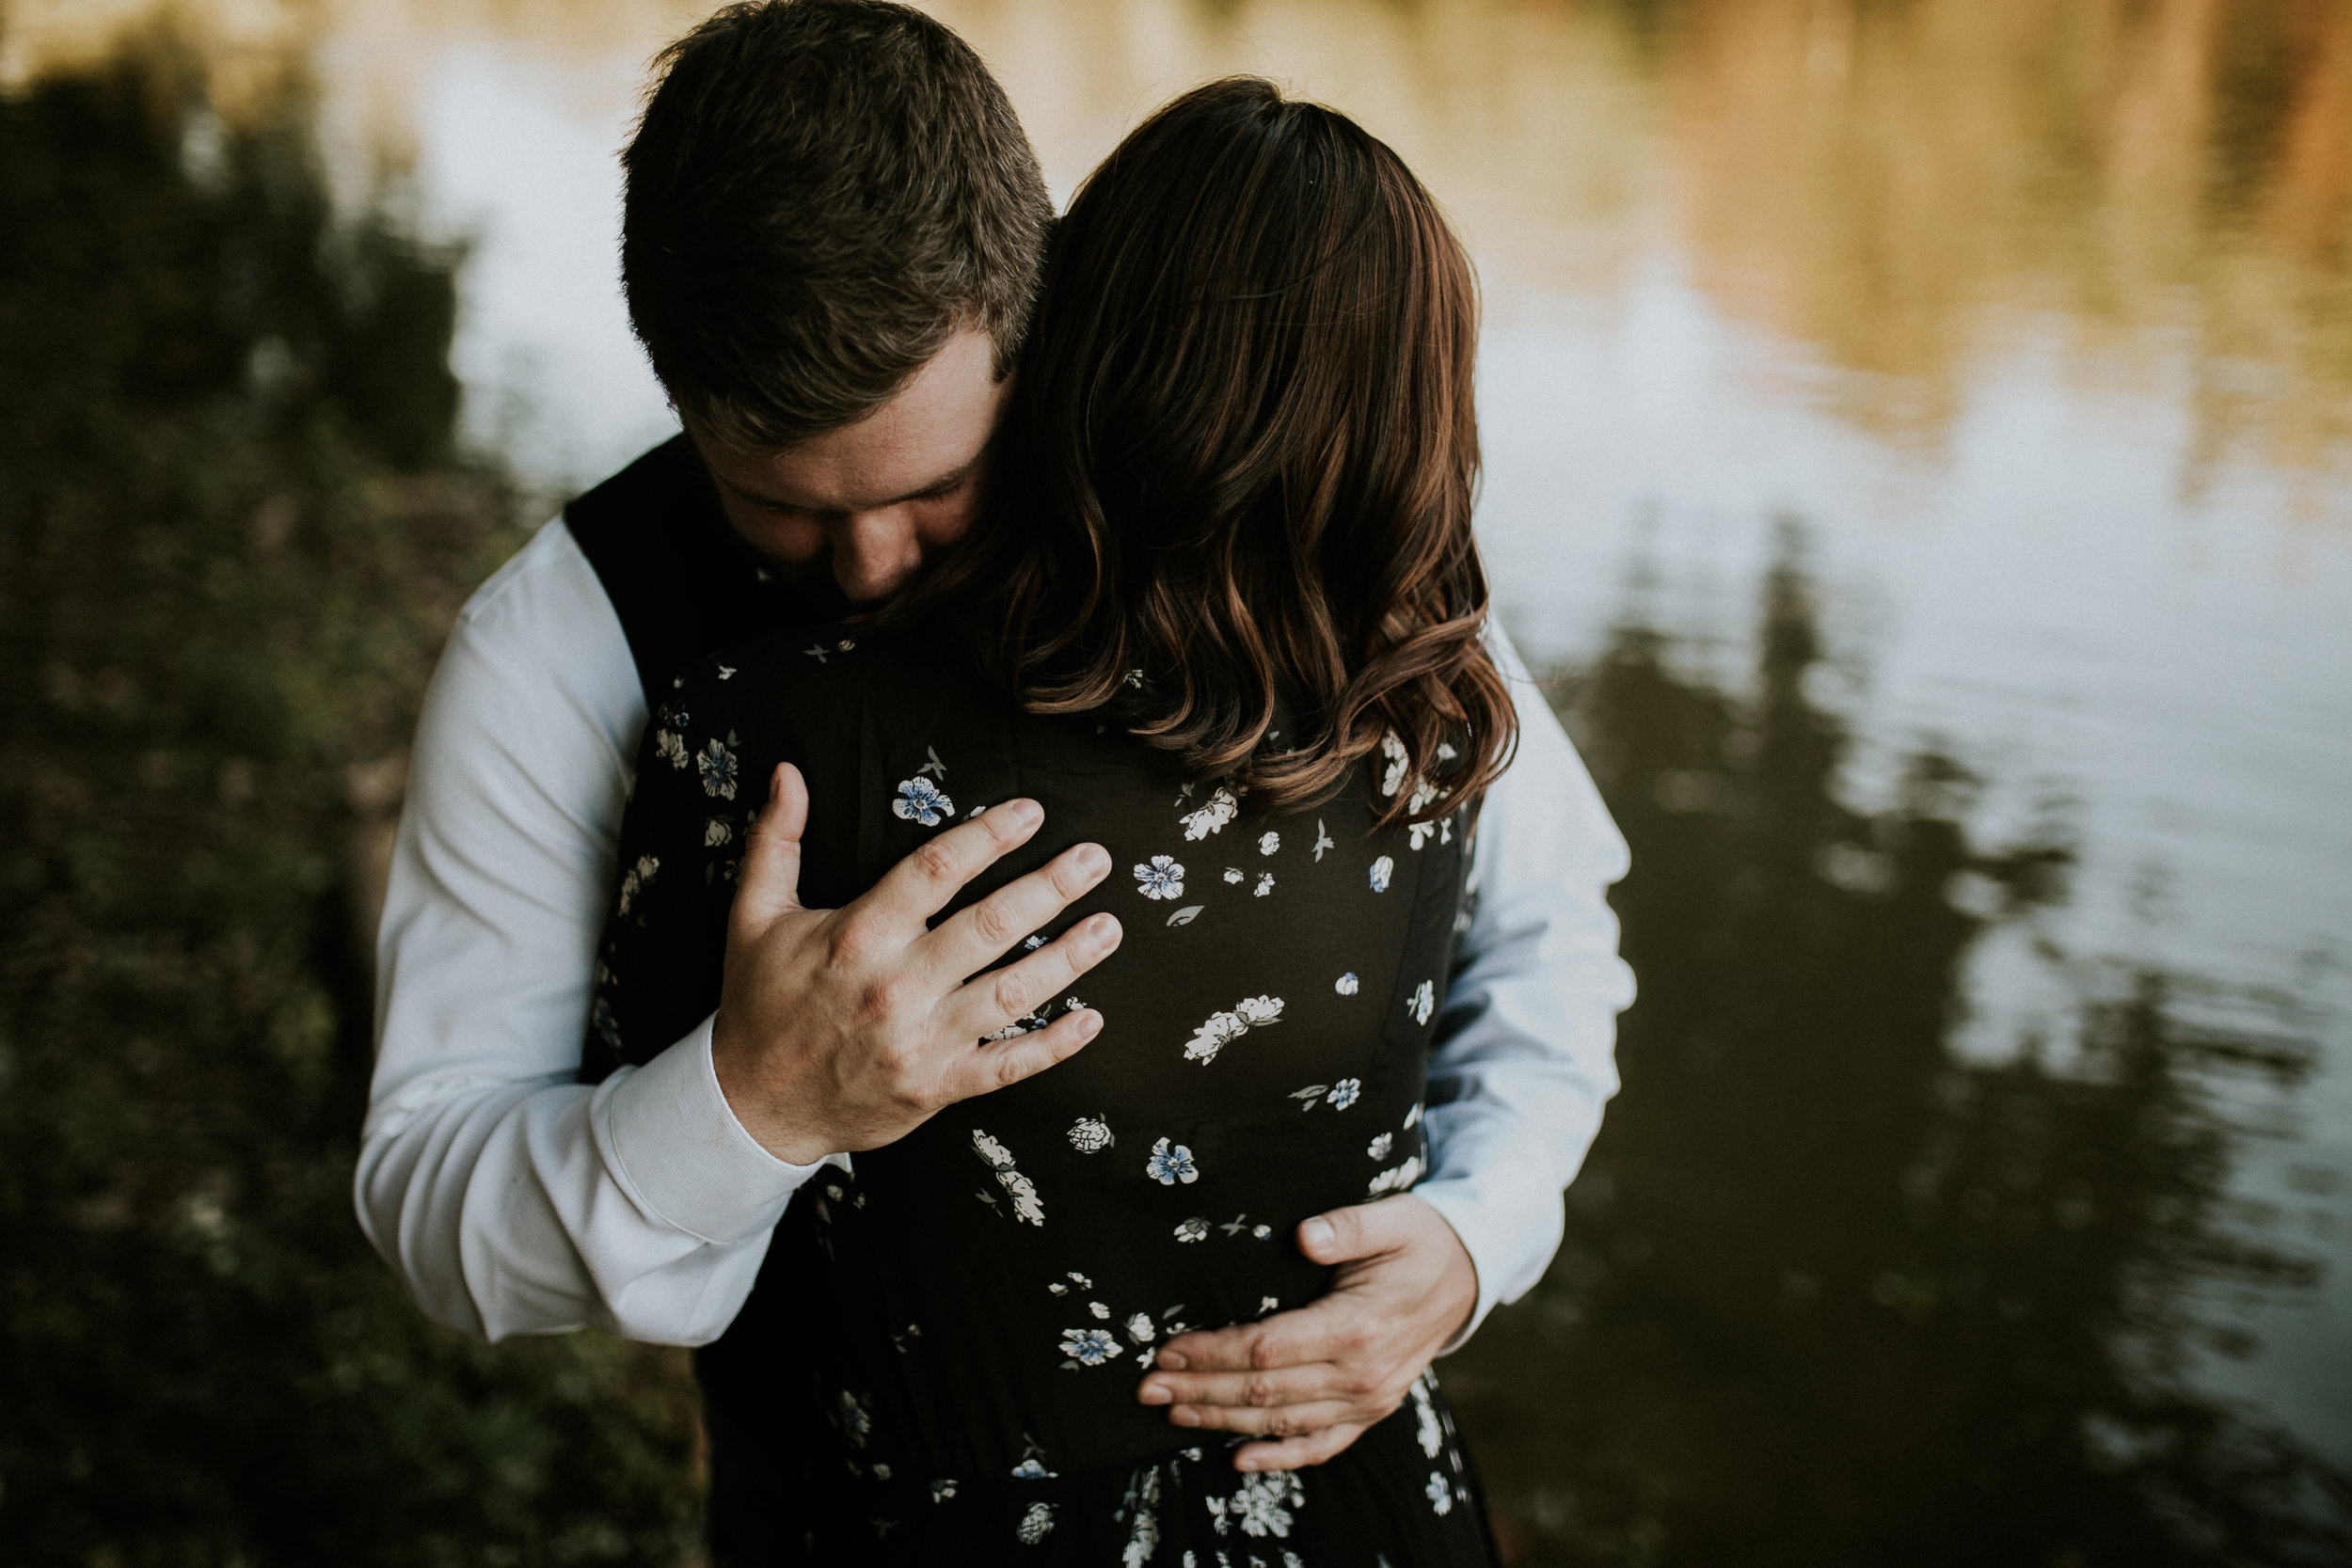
[1446,541,2351,1563]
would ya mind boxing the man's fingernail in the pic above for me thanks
[1006,799,1043,831]
[1236,1458,1259,1472]
[1138,1381,1171,1405]
[1088,912,1121,943]
[1074,1009,1103,1040]
[1157,1350,1187,1370]
[1301,1216,1336,1253]
[1076,844,1109,878]
[1171,1406,1201,1428]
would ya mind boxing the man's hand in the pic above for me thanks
[1136,1194,1476,1471]
[711,762,1122,1165]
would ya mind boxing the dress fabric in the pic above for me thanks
[586,627,1497,1566]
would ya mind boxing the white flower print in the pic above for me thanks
[1257,831,1280,856]
[697,737,739,800]
[834,1387,873,1446]
[1408,818,1438,851]
[1060,1326,1119,1366]
[1408,978,1436,1025]
[1335,972,1359,996]
[1017,1501,1057,1543]
[1146,1137,1200,1185]
[1426,1471,1454,1514]
[1369,854,1394,893]
[1089,1300,1111,1319]
[1404,1101,1423,1129]
[893,776,952,827]
[1252,1224,1272,1239]
[616,854,658,917]
[1135,855,1186,900]
[1125,1311,1156,1345]
[1231,1468,1306,1537]
[1120,1465,1163,1568]
[1327,1078,1360,1110]
[654,730,689,769]
[1185,994,1282,1064]
[703,817,733,847]
[1312,819,1334,861]
[1184,1011,1246,1064]
[1223,867,1245,885]
[1379,730,1410,798]
[1410,1371,1444,1459]
[1368,1154,1426,1197]
[1067,1271,1093,1288]
[1011,1458,1053,1480]
[1368,1132,1393,1161]
[971,1130,1045,1226]
[1173,1216,1210,1243]
[1047,1282,1067,1295]
[1067,1116,1114,1153]
[930,1479,958,1503]
[1253,873,1275,897]
[1179,786,1239,840]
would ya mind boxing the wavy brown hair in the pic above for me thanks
[898,77,1514,823]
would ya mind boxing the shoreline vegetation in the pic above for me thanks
[2,22,2345,1568]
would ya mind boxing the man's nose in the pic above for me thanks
[828,510,924,603]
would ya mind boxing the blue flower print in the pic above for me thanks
[1146,1137,1200,1185]
[1327,1078,1361,1110]
[1134,855,1186,900]
[1060,1327,1119,1366]
[893,776,953,827]
[1369,855,1394,893]
[697,738,739,800]
[1335,973,1360,995]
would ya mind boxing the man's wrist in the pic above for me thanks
[602,1014,826,1243]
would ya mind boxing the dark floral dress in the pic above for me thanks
[586,628,1497,1567]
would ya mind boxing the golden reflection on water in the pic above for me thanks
[13,0,2347,496]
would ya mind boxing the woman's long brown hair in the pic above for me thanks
[897,76,1515,824]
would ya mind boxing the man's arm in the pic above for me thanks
[357,522,814,1343]
[1137,622,1633,1465]
[1413,623,1634,1343]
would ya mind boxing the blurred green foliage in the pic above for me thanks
[0,30,704,1566]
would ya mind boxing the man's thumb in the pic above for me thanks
[734,763,809,926]
[1297,1203,1378,1264]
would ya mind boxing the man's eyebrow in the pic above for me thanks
[714,455,982,515]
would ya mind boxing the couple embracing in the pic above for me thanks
[358,2,1633,1560]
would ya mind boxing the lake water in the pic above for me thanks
[17,0,2349,1559]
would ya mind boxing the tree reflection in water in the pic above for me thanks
[1449,540,2352,1565]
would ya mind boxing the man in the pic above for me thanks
[358,0,1631,1527]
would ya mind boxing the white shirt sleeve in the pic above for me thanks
[1413,625,1635,1351]
[355,520,826,1345]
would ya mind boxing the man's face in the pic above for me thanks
[692,327,1009,605]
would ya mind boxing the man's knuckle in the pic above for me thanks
[1243,1374,1279,1408]
[971,897,1018,946]
[1248,1338,1286,1372]
[913,840,961,883]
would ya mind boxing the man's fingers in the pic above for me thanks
[1297,1195,1411,1265]
[732,764,810,927]
[942,1006,1104,1101]
[1159,1398,1361,1438]
[920,841,1114,982]
[1157,1301,1348,1377]
[854,799,1046,929]
[939,911,1122,1040]
[1232,1421,1370,1473]
[1136,1361,1345,1414]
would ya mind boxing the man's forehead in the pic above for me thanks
[697,327,1006,513]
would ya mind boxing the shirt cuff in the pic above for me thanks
[599,1013,826,1245]
[1410,1119,1574,1355]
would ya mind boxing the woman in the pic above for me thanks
[589,78,1516,1563]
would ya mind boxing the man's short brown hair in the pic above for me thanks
[622,0,1052,452]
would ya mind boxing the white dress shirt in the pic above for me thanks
[356,517,1633,1349]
